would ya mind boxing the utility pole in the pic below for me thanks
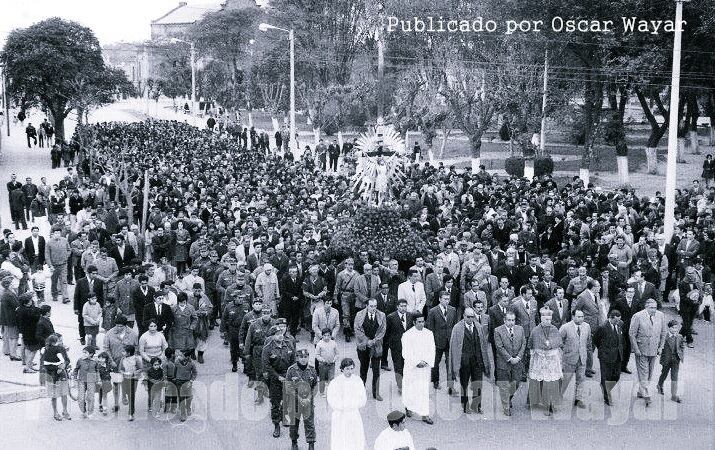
[376,2,385,125]
[539,49,548,155]
[664,0,689,243]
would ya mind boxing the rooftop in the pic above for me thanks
[152,2,222,25]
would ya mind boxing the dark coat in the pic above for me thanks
[143,301,174,333]
[109,245,136,269]
[384,310,414,356]
[23,236,45,267]
[0,290,19,326]
[17,304,41,350]
[660,333,685,366]
[35,316,55,345]
[73,277,105,312]
[425,304,458,349]
[593,322,624,365]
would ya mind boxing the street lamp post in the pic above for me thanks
[663,0,689,243]
[260,23,297,156]
[170,38,197,127]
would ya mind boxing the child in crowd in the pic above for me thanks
[82,294,103,349]
[102,297,117,332]
[699,283,713,322]
[162,347,177,413]
[42,333,71,421]
[174,349,198,422]
[657,319,685,403]
[315,328,338,395]
[96,352,114,415]
[145,356,164,414]
[32,269,46,303]
[73,346,99,418]
[118,344,143,421]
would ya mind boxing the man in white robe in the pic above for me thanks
[401,315,436,424]
[374,410,416,450]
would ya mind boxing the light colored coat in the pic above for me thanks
[629,309,667,357]
[448,320,492,380]
[559,321,591,366]
[493,324,525,377]
[397,281,427,315]
[311,305,340,344]
[353,308,387,355]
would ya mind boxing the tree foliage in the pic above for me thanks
[1,18,130,140]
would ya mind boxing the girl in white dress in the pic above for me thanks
[326,358,367,450]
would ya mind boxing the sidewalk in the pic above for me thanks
[0,105,137,403]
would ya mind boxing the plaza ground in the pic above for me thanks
[0,102,713,450]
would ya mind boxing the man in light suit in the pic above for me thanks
[426,291,458,390]
[494,311,525,416]
[571,280,602,377]
[311,298,340,344]
[629,299,668,406]
[559,310,591,408]
[397,270,427,317]
[354,263,380,311]
[545,287,571,329]
[354,298,387,400]
[510,285,538,379]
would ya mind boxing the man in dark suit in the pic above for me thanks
[426,291,458,390]
[132,275,156,336]
[518,256,543,290]
[143,293,174,334]
[439,277,461,314]
[384,299,413,392]
[373,281,398,370]
[544,288,571,329]
[488,292,511,357]
[109,234,136,269]
[609,286,637,373]
[631,270,658,311]
[73,265,104,345]
[279,266,304,336]
[593,310,624,405]
[24,226,45,270]
[656,319,685,403]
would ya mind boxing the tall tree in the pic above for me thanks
[1,18,128,141]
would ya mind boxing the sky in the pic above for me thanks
[0,0,213,46]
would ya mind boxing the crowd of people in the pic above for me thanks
[1,117,713,449]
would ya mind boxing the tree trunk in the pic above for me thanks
[470,134,481,174]
[677,137,686,163]
[313,128,321,145]
[438,127,450,159]
[54,116,66,143]
[710,126,715,146]
[617,156,629,185]
[688,92,700,154]
[645,147,658,174]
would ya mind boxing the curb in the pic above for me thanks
[0,384,46,404]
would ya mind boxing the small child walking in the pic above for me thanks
[657,319,686,403]
[96,352,114,415]
[162,347,177,413]
[73,346,99,418]
[174,349,198,421]
[82,294,102,349]
[118,345,143,421]
[145,357,164,414]
[315,328,338,395]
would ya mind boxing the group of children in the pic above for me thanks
[42,336,197,422]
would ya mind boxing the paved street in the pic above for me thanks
[0,103,714,450]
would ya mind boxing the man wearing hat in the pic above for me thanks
[374,410,416,450]
[222,291,251,372]
[216,258,240,304]
[284,348,318,450]
[201,250,224,328]
[245,305,276,404]
[239,297,266,381]
[262,319,295,438]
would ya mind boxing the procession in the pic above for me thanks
[0,1,714,450]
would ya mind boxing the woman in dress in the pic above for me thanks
[528,308,563,416]
[702,154,714,186]
[326,358,367,450]
[173,220,190,275]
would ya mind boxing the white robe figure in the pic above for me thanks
[374,427,416,450]
[327,372,367,450]
[401,326,436,417]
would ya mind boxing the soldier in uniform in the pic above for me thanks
[221,291,251,372]
[262,319,295,438]
[245,305,275,404]
[216,258,240,306]
[284,348,318,450]
[224,272,254,311]
[240,297,265,385]
[334,258,359,342]
[201,250,224,328]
